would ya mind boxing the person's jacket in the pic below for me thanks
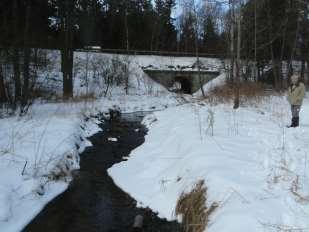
[287,82,306,106]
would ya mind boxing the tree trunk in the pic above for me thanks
[124,8,130,52]
[304,58,309,86]
[62,48,74,99]
[271,57,280,90]
[230,0,235,83]
[301,59,305,81]
[22,3,31,107]
[12,0,21,105]
[0,64,7,103]
[22,48,30,106]
[13,48,21,104]
[192,0,205,97]
[124,7,130,95]
[266,2,281,90]
[61,0,74,99]
[234,6,241,110]
[253,0,258,82]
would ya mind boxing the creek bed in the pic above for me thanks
[24,112,181,232]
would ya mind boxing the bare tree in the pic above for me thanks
[253,0,258,81]
[193,0,205,97]
[0,62,7,104]
[60,0,75,99]
[229,0,235,83]
[234,1,241,109]
[12,0,21,106]
[124,1,130,95]
[179,0,205,96]
[21,2,32,109]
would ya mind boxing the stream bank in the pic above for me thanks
[24,113,181,232]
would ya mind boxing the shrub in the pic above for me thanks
[176,180,218,232]
[203,81,273,105]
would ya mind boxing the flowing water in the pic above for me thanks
[24,112,181,232]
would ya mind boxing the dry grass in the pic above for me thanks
[50,92,97,103]
[176,180,218,232]
[203,81,271,105]
[69,92,97,102]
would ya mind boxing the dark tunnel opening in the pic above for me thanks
[175,77,192,94]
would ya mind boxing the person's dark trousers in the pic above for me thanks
[295,117,299,127]
[290,105,301,127]
[289,117,296,127]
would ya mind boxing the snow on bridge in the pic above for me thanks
[142,60,221,94]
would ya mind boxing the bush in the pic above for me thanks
[204,81,271,105]
[176,180,218,232]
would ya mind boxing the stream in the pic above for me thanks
[23,112,181,232]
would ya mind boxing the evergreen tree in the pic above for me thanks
[179,10,196,53]
[153,0,177,51]
[202,16,219,54]
[241,0,303,88]
[127,0,155,50]
[78,0,101,46]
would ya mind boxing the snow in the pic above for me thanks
[38,50,222,98]
[3,49,307,232]
[0,50,187,231]
[0,103,101,232]
[108,137,118,142]
[141,58,221,73]
[0,88,182,231]
[109,95,309,232]
[193,72,227,97]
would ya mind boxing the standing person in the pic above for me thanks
[287,74,306,127]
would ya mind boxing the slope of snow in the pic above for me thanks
[0,88,182,232]
[193,72,226,97]
[0,102,103,232]
[39,50,222,98]
[109,95,309,232]
[0,51,192,231]
[0,51,226,231]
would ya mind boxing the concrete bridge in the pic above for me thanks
[143,69,220,94]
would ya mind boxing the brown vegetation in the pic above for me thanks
[176,180,218,232]
[203,81,275,105]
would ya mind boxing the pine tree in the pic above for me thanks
[179,9,197,53]
[152,0,177,51]
[78,0,101,46]
[202,16,219,54]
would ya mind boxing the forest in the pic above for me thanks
[2,1,309,232]
[0,0,309,109]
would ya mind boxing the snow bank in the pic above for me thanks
[193,73,226,97]
[39,50,222,98]
[0,90,179,232]
[0,51,221,231]
[0,103,102,232]
[109,95,309,231]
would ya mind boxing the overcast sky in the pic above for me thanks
[172,0,229,18]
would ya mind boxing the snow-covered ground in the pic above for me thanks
[0,94,181,232]
[40,50,222,98]
[109,95,309,232]
[6,49,304,232]
[0,51,191,232]
[193,72,226,98]
[0,104,100,232]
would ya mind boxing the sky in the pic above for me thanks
[172,0,229,18]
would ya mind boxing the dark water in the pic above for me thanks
[23,113,181,232]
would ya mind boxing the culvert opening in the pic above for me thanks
[175,77,192,94]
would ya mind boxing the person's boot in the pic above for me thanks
[287,117,296,128]
[295,117,299,127]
